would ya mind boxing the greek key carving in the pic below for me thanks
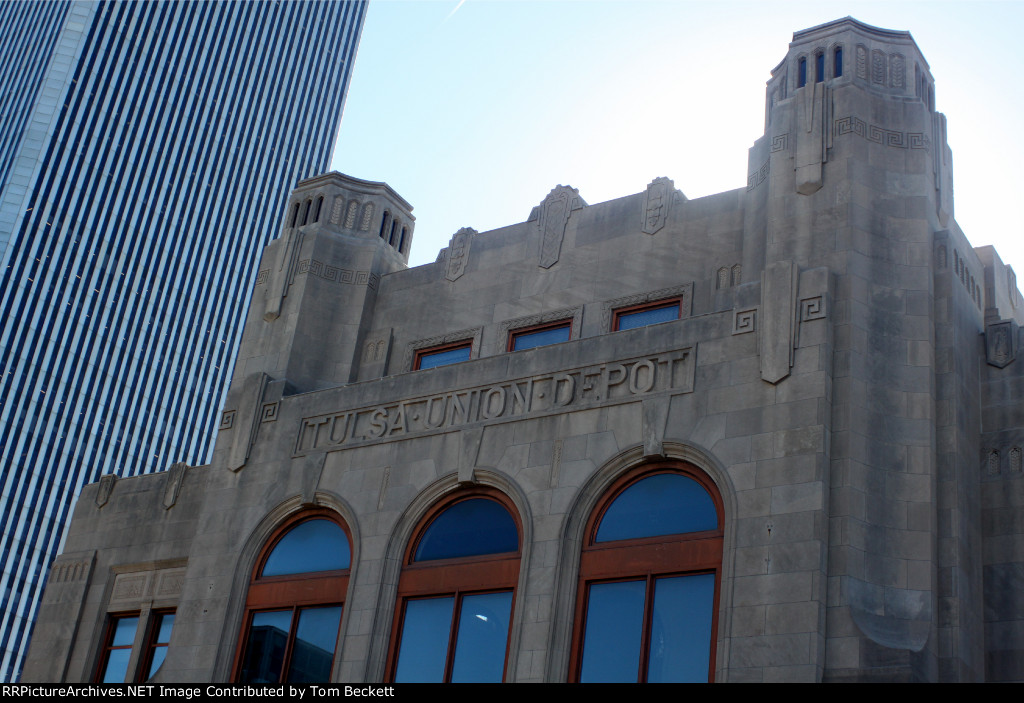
[734,309,757,334]
[834,116,928,149]
[220,410,235,430]
[747,160,769,191]
[255,269,269,285]
[293,260,378,289]
[800,296,826,321]
[770,133,789,152]
[261,402,279,423]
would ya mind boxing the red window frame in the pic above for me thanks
[568,462,723,683]
[385,487,522,682]
[412,340,472,370]
[232,509,352,683]
[506,319,572,352]
[611,298,683,331]
[138,609,175,681]
[94,612,140,683]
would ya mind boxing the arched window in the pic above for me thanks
[798,57,807,87]
[834,46,843,77]
[815,51,825,83]
[290,202,300,228]
[379,211,391,239]
[569,463,723,683]
[387,489,521,683]
[398,227,408,254]
[234,511,352,683]
[388,219,398,246]
[301,199,312,226]
[313,196,323,223]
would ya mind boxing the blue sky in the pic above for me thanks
[333,0,1024,273]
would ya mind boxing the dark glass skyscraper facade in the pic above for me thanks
[0,0,367,679]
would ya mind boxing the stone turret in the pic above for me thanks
[215,173,414,471]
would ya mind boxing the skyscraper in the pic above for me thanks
[0,0,367,679]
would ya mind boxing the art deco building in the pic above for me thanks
[0,0,367,680]
[23,18,1024,682]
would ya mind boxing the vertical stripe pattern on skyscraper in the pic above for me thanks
[0,0,367,680]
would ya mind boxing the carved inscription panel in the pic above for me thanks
[297,349,695,454]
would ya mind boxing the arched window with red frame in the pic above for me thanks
[569,463,723,683]
[387,488,522,683]
[235,510,352,683]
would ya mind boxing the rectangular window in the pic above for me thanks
[815,52,825,82]
[96,614,139,683]
[413,341,472,370]
[141,610,175,681]
[508,320,571,351]
[612,299,682,331]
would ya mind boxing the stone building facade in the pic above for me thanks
[22,18,1024,682]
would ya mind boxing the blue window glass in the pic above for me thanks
[834,47,843,77]
[647,574,715,682]
[451,592,514,682]
[816,52,825,82]
[99,616,139,683]
[394,597,455,682]
[261,519,351,576]
[415,498,518,561]
[240,611,293,683]
[615,302,680,331]
[579,580,645,682]
[145,612,175,679]
[511,322,571,351]
[596,473,717,542]
[415,343,471,370]
[286,606,344,683]
[798,57,807,87]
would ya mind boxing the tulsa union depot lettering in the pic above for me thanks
[296,350,694,453]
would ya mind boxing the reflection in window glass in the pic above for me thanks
[145,612,175,679]
[287,606,344,683]
[579,581,645,682]
[414,499,518,561]
[596,473,717,542]
[647,574,715,682]
[100,616,139,683]
[451,592,513,683]
[511,323,570,351]
[416,344,471,370]
[261,519,350,576]
[394,597,455,682]
[615,302,679,331]
[240,611,293,683]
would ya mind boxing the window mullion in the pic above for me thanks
[278,606,301,683]
[443,590,463,683]
[637,575,657,683]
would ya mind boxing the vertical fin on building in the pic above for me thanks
[533,185,586,268]
[264,228,304,321]
[162,462,190,510]
[795,82,828,195]
[760,260,798,383]
[225,372,271,472]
